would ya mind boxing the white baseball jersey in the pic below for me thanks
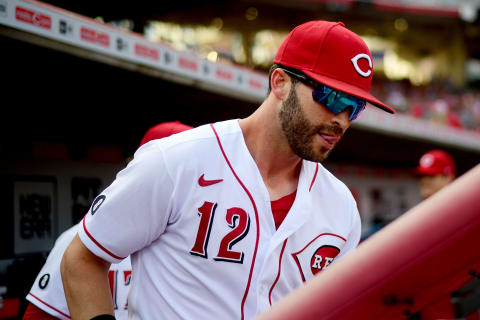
[78,119,361,320]
[26,225,131,320]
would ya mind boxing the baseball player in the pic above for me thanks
[415,149,463,320]
[22,121,192,320]
[416,149,456,199]
[61,21,395,320]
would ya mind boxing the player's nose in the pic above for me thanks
[330,109,351,129]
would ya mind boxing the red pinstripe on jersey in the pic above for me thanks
[309,163,319,192]
[268,239,288,306]
[26,293,71,319]
[210,123,260,320]
[82,216,126,260]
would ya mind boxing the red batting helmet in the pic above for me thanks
[416,150,456,176]
[140,121,193,146]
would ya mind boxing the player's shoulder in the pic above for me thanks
[147,119,239,150]
[130,120,241,179]
[144,119,241,159]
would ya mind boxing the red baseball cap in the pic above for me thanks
[274,20,394,114]
[416,150,456,176]
[140,121,193,146]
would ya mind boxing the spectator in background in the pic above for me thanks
[414,149,461,320]
[373,78,480,132]
[385,82,408,113]
[416,149,456,199]
[22,121,192,320]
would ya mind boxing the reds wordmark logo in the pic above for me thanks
[310,245,340,275]
[292,233,345,281]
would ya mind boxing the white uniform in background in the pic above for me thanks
[27,225,131,320]
[79,120,361,320]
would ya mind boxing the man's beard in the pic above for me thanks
[279,85,344,162]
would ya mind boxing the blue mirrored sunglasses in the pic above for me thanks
[282,68,366,120]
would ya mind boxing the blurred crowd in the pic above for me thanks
[371,80,480,132]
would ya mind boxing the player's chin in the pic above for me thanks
[307,146,331,163]
[317,148,332,162]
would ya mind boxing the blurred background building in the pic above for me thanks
[1,0,480,318]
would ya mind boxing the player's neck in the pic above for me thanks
[239,101,301,199]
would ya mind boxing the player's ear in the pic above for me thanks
[270,68,291,101]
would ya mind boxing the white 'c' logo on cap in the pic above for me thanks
[420,154,434,168]
[351,54,372,78]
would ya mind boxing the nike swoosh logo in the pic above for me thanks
[198,174,223,187]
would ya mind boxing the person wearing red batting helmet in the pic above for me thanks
[414,149,463,320]
[416,149,456,200]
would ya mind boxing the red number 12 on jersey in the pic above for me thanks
[190,201,250,264]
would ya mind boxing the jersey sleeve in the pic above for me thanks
[27,224,133,320]
[78,141,175,263]
[26,225,79,320]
